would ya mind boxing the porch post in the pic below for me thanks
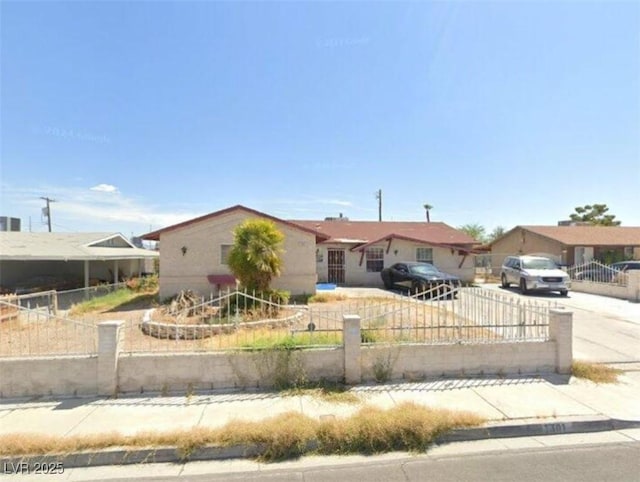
[84,260,90,289]
[113,260,119,284]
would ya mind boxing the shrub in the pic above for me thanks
[125,275,158,293]
[219,289,290,317]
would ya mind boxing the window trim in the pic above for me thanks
[415,247,433,264]
[365,247,384,272]
[220,244,232,265]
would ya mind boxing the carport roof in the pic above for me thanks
[0,232,159,261]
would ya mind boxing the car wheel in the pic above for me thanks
[519,278,529,295]
[412,281,427,296]
[382,277,393,290]
[501,274,510,288]
[560,290,568,297]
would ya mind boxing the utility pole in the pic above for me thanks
[375,189,382,222]
[40,196,56,232]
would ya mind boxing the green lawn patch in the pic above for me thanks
[69,288,158,316]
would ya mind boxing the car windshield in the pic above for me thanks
[522,258,557,270]
[409,264,439,275]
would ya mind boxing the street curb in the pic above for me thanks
[435,418,640,443]
[2,418,639,470]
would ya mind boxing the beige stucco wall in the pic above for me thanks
[118,349,344,393]
[0,356,98,398]
[315,240,475,286]
[361,342,557,380]
[571,280,630,300]
[490,229,564,274]
[158,210,317,299]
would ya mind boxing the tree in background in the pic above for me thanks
[569,204,621,226]
[458,223,487,244]
[423,203,433,223]
[488,226,506,243]
[228,219,284,292]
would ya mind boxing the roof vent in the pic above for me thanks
[324,213,349,222]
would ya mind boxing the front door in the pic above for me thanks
[327,249,345,285]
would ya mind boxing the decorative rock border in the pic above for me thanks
[139,307,308,340]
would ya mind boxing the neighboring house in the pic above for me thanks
[0,232,158,293]
[142,205,328,299]
[489,225,640,271]
[290,219,479,285]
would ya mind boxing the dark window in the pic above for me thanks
[366,247,384,272]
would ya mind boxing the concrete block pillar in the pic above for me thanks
[343,314,362,385]
[97,320,125,396]
[627,271,640,303]
[549,309,573,374]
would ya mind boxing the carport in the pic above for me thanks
[0,232,158,293]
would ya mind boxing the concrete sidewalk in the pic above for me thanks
[1,371,640,467]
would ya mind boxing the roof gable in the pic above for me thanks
[492,225,640,247]
[141,205,329,241]
[86,234,135,248]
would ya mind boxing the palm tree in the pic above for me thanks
[423,203,433,223]
[228,219,284,292]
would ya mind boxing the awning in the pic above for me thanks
[207,274,237,285]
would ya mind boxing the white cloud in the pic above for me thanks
[90,183,118,193]
[1,183,204,233]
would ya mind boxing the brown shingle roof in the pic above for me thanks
[141,205,329,242]
[520,226,640,246]
[289,220,478,247]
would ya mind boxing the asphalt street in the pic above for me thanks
[40,441,640,482]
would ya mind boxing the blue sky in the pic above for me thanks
[1,1,639,236]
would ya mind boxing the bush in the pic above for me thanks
[219,289,290,317]
[125,275,158,293]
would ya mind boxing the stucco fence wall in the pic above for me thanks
[0,311,573,399]
[570,271,640,302]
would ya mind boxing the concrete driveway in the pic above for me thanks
[478,283,640,365]
[329,285,640,365]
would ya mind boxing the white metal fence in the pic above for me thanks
[0,299,98,357]
[56,282,127,310]
[0,284,556,358]
[355,285,553,344]
[566,260,628,286]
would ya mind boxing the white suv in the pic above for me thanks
[501,255,570,296]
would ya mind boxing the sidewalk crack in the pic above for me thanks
[545,383,604,417]
[63,403,102,437]
[471,387,509,420]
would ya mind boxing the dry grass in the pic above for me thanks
[283,385,361,404]
[0,403,484,462]
[317,402,483,455]
[308,293,350,303]
[571,360,622,384]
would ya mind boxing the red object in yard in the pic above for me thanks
[206,275,237,286]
